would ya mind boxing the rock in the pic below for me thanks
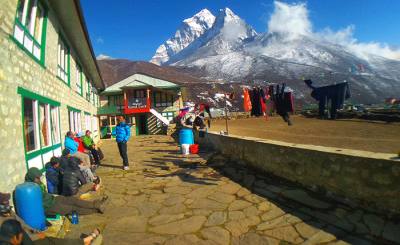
[281,189,332,209]
[137,235,168,245]
[159,203,187,215]
[190,198,228,210]
[106,215,147,233]
[257,214,302,231]
[243,174,255,188]
[363,214,385,236]
[193,209,214,216]
[229,211,246,221]
[135,202,162,217]
[239,233,276,245]
[257,202,271,212]
[229,200,252,211]
[236,188,251,197]
[243,206,260,217]
[149,216,207,235]
[263,225,304,244]
[186,187,216,198]
[201,227,230,245]
[382,221,400,243]
[225,220,249,237]
[219,183,241,195]
[301,229,338,245]
[164,186,193,195]
[243,194,262,204]
[260,206,285,221]
[148,214,185,226]
[295,222,319,238]
[208,192,236,204]
[164,195,186,206]
[205,212,227,226]
[254,180,267,188]
[243,215,261,227]
[165,234,200,245]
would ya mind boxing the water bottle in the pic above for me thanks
[71,211,79,224]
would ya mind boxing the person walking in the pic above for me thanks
[114,116,131,170]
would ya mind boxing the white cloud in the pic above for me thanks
[267,1,400,60]
[267,1,312,40]
[96,54,114,60]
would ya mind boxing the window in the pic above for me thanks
[39,103,50,147]
[92,116,99,132]
[68,108,81,133]
[157,112,174,127]
[85,113,92,132]
[19,88,61,170]
[57,36,69,84]
[154,91,174,107]
[23,98,39,152]
[13,0,47,63]
[75,64,82,95]
[50,106,60,144]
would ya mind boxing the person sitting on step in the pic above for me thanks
[24,167,109,216]
[62,157,101,197]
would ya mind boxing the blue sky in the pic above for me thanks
[81,0,400,61]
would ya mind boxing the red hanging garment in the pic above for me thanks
[243,88,252,112]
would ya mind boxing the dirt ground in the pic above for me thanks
[211,115,400,154]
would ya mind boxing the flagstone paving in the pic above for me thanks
[65,135,400,244]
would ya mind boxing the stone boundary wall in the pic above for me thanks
[197,132,400,214]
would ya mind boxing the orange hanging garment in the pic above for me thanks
[243,88,252,112]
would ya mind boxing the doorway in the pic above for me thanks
[136,114,148,135]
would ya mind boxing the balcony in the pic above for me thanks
[124,97,151,114]
[98,105,123,115]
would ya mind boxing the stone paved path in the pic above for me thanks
[66,136,400,245]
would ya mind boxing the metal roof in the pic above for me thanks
[102,73,180,94]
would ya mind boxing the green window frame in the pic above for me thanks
[11,0,48,67]
[18,87,62,171]
[57,34,70,85]
[86,78,91,102]
[67,106,82,133]
[75,63,83,96]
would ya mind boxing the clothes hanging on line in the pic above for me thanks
[250,87,263,117]
[243,88,252,112]
[268,84,294,126]
[304,79,351,119]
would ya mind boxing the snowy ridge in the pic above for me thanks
[150,9,215,65]
[150,3,400,103]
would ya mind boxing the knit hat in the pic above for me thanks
[24,167,42,182]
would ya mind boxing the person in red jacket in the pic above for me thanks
[74,132,86,153]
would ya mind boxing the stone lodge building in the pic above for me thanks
[98,73,183,137]
[0,0,104,193]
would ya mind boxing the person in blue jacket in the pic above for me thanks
[113,116,131,170]
[45,157,63,194]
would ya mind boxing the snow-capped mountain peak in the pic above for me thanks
[150,9,215,65]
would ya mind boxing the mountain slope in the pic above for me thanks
[150,9,215,65]
[151,6,400,104]
[167,8,257,65]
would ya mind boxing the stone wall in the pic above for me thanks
[197,132,400,214]
[0,0,100,193]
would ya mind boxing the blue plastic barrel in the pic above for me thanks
[179,128,194,145]
[15,182,46,231]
